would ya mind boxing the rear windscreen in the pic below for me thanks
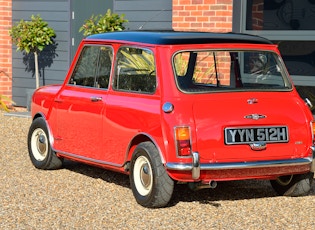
[173,50,292,92]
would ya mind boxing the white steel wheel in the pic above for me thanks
[27,117,63,170]
[133,155,153,196]
[31,128,49,161]
[130,141,174,208]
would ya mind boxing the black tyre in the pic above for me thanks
[130,141,174,208]
[270,172,314,196]
[27,117,63,170]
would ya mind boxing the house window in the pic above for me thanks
[246,0,315,31]
[243,0,315,86]
[235,0,315,112]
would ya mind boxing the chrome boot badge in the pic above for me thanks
[244,114,267,120]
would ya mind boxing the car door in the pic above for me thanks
[54,45,113,159]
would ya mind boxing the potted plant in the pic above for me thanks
[9,15,56,89]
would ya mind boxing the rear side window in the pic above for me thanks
[69,45,113,89]
[173,50,292,93]
[113,47,156,93]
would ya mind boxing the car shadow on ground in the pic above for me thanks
[62,160,130,188]
[62,159,315,207]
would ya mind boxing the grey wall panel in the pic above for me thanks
[12,1,68,11]
[70,0,114,61]
[126,22,172,30]
[12,59,70,72]
[12,12,69,21]
[115,0,171,10]
[12,0,70,106]
[114,0,172,30]
[11,75,64,88]
[12,42,69,58]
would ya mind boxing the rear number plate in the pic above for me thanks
[225,126,288,145]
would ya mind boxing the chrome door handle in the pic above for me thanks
[90,96,102,102]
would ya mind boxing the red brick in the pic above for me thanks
[179,11,191,17]
[178,0,191,4]
[197,16,210,22]
[185,5,197,11]
[186,16,198,22]
[210,16,227,22]
[173,5,184,11]
[217,0,232,4]
[198,5,210,11]
[210,5,227,10]
[191,22,203,27]
[192,0,203,4]
[204,0,216,3]
[191,11,203,16]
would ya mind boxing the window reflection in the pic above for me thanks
[276,41,315,76]
[247,0,315,30]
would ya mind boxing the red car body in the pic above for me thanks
[28,31,315,207]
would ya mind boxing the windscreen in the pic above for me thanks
[173,50,292,92]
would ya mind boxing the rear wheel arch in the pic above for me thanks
[126,134,166,165]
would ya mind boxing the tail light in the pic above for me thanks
[175,126,191,156]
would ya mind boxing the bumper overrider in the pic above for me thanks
[166,149,315,180]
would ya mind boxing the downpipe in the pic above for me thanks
[188,180,217,191]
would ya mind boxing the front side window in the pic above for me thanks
[113,47,156,93]
[69,46,113,88]
[173,50,291,93]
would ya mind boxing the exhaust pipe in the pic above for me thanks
[188,180,217,191]
[209,180,217,189]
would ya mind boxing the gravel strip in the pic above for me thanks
[0,111,315,229]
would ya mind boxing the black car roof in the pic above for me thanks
[86,31,273,45]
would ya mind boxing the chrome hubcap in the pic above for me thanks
[134,156,153,196]
[38,134,47,153]
[31,128,48,161]
[140,163,151,189]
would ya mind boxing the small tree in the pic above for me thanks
[9,15,56,89]
[79,9,128,36]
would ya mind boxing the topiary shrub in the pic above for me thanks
[9,15,56,89]
[79,9,128,36]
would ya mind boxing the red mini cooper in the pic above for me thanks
[28,31,315,208]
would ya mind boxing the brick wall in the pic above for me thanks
[0,0,12,99]
[172,0,233,32]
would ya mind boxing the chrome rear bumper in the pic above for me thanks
[166,151,315,179]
